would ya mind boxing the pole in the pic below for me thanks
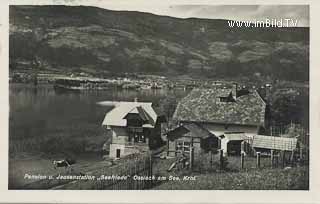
[275,153,279,168]
[299,143,303,165]
[210,150,213,167]
[220,149,224,170]
[290,150,295,167]
[256,152,261,168]
[282,151,286,168]
[271,150,274,168]
[241,152,245,170]
[189,147,194,171]
[241,141,245,154]
[149,154,153,188]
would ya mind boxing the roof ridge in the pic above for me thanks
[173,88,267,126]
[254,90,267,106]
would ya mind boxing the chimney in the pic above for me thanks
[265,84,272,102]
[231,83,238,99]
[134,97,138,102]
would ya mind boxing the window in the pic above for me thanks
[183,141,191,152]
[219,95,235,103]
[134,133,146,143]
[219,97,228,102]
[116,149,121,158]
[177,141,183,151]
[176,140,191,152]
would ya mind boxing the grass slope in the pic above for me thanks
[153,166,309,190]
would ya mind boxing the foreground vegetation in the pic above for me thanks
[153,165,308,190]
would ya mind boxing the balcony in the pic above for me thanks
[125,141,148,146]
[127,126,143,133]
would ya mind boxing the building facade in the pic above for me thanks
[166,123,219,158]
[101,101,163,158]
[168,84,268,156]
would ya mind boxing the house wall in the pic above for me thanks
[109,143,141,158]
[168,140,176,157]
[111,127,130,144]
[167,136,201,157]
[200,123,261,156]
[221,138,228,156]
[109,126,156,158]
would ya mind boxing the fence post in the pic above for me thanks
[189,147,194,171]
[290,150,295,167]
[270,150,274,168]
[274,152,279,168]
[256,152,261,168]
[299,144,303,164]
[219,149,224,170]
[134,157,137,190]
[240,152,245,170]
[241,141,245,154]
[210,150,213,167]
[127,161,131,190]
[281,151,286,168]
[137,159,141,190]
[149,154,153,188]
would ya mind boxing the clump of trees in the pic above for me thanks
[269,87,309,131]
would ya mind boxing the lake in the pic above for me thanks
[9,83,189,155]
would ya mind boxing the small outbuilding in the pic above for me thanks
[252,135,298,152]
[166,123,219,158]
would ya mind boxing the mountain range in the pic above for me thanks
[9,5,309,82]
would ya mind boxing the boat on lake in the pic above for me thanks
[53,77,113,92]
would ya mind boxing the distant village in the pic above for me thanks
[10,70,277,93]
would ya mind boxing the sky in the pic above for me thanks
[48,1,310,27]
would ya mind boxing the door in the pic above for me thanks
[227,140,242,155]
[116,149,121,158]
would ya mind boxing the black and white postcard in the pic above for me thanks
[1,0,319,203]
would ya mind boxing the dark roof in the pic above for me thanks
[123,106,155,126]
[136,106,149,121]
[167,123,212,140]
[137,106,155,125]
[252,135,297,151]
[173,88,266,126]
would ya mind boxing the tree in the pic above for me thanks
[157,94,178,129]
[270,90,305,126]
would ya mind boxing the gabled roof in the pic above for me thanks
[167,123,213,140]
[124,106,155,126]
[173,88,266,126]
[101,101,157,127]
[252,135,298,151]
